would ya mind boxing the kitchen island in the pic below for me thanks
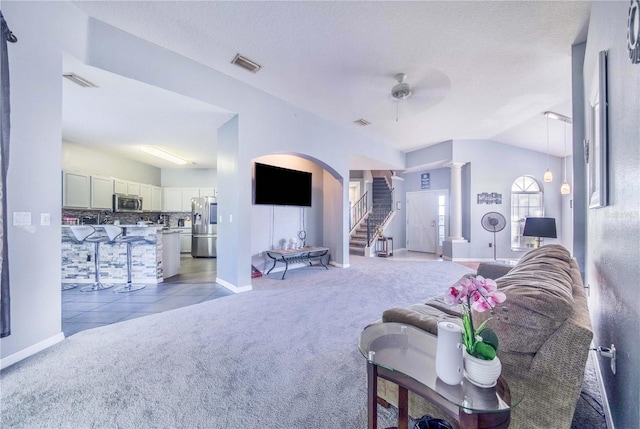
[62,225,182,286]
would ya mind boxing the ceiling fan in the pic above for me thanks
[387,72,449,122]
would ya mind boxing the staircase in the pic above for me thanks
[349,217,370,255]
[349,177,394,256]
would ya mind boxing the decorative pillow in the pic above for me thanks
[474,245,575,354]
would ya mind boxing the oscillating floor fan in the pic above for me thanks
[481,212,506,260]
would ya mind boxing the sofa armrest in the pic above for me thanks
[382,303,460,336]
[476,262,514,279]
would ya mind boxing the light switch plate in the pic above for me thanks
[13,211,31,226]
[40,213,51,226]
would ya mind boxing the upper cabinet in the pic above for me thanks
[62,171,91,208]
[200,187,217,198]
[113,178,128,195]
[151,186,162,212]
[163,187,216,212]
[63,171,114,209]
[90,175,114,210]
[63,170,212,213]
[140,184,152,211]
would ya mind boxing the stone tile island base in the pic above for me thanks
[62,226,180,285]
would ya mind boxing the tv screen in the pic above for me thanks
[254,162,312,207]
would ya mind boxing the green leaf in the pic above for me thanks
[478,328,499,352]
[474,341,497,360]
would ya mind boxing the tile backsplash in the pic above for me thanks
[62,209,191,228]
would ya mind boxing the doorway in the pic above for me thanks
[406,190,447,255]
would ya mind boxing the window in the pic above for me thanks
[438,195,446,247]
[511,176,543,250]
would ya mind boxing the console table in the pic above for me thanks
[265,246,329,280]
[358,322,522,429]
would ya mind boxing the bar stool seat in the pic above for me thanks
[113,232,150,293]
[70,225,122,292]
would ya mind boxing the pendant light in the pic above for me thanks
[560,121,571,195]
[543,115,553,182]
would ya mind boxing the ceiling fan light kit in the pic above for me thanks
[391,73,412,100]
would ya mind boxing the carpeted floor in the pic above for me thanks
[0,257,606,428]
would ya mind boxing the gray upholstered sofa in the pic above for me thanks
[378,244,593,429]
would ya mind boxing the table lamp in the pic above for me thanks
[522,217,557,248]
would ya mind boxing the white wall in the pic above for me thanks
[582,3,640,427]
[1,2,406,363]
[250,155,324,272]
[403,139,564,261]
[62,141,161,185]
[1,1,90,363]
[161,168,217,188]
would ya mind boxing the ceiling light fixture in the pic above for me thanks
[543,115,553,182]
[141,146,192,165]
[561,122,571,195]
[544,111,572,124]
[231,54,262,73]
[63,73,98,88]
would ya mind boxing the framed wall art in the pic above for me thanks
[587,50,609,208]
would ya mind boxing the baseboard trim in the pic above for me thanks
[330,261,349,268]
[216,277,252,293]
[590,348,615,429]
[1,332,65,370]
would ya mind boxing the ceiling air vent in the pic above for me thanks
[353,118,371,126]
[231,54,262,73]
[63,73,98,88]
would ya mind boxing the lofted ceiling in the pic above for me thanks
[66,1,591,170]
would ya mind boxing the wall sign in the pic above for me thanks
[421,173,430,189]
[477,192,502,204]
[629,0,640,64]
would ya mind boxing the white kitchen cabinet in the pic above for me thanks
[127,182,140,196]
[139,184,152,211]
[163,188,183,212]
[180,230,192,253]
[199,187,216,198]
[151,186,162,211]
[90,175,114,209]
[113,178,128,195]
[182,188,200,211]
[63,171,91,208]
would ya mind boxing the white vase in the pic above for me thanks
[463,349,501,388]
[436,321,464,385]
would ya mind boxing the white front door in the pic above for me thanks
[406,191,439,253]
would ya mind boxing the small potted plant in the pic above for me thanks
[444,275,506,387]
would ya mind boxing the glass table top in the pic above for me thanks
[359,322,523,414]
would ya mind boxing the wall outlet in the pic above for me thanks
[489,242,492,248]
[258,251,263,257]
[86,254,91,262]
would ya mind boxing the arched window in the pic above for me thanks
[511,176,544,250]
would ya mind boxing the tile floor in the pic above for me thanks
[62,250,442,337]
[62,256,231,336]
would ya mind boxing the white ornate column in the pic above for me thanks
[448,162,466,241]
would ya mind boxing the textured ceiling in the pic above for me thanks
[68,1,591,169]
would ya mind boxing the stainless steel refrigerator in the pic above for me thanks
[191,196,217,258]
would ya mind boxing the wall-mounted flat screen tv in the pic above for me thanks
[254,162,312,207]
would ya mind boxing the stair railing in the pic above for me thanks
[366,186,395,247]
[349,191,368,233]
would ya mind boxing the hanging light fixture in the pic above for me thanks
[543,115,553,182]
[561,121,571,195]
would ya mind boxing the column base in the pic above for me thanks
[442,239,470,260]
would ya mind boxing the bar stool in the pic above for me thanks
[113,231,149,293]
[62,226,94,291]
[70,225,121,292]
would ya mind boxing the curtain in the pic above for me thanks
[0,10,16,338]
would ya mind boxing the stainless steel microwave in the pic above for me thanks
[113,194,143,213]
